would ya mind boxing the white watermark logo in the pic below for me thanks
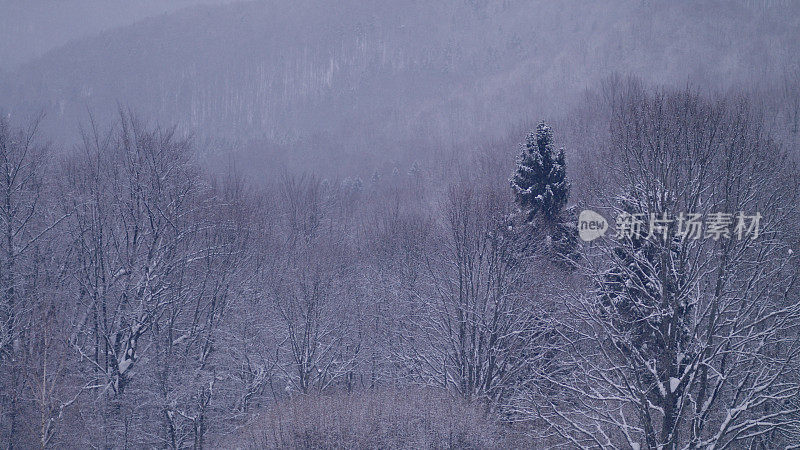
[578,210,761,242]
[578,209,609,242]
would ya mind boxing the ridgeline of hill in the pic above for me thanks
[2,0,798,174]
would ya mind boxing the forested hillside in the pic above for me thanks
[1,1,800,448]
[2,0,799,174]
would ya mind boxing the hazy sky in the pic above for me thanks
[0,0,234,70]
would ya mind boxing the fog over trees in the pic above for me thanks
[1,0,800,448]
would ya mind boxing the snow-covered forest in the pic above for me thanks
[1,0,800,448]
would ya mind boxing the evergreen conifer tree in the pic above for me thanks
[510,122,577,266]
[510,122,569,223]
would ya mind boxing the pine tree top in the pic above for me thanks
[511,121,569,222]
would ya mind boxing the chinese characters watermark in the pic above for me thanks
[578,210,761,243]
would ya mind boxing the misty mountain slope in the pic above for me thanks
[2,0,798,172]
[0,0,236,70]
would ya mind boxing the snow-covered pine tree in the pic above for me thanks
[510,122,569,223]
[510,122,577,266]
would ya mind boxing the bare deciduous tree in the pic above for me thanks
[400,180,557,410]
[535,82,800,448]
